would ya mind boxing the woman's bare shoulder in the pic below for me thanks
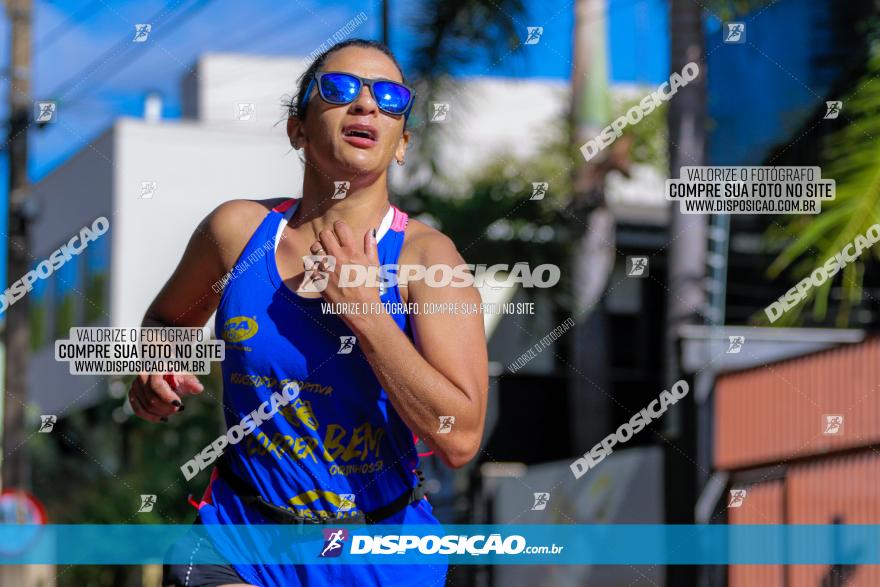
[399,216,463,266]
[205,197,290,269]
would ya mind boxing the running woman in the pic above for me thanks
[128,39,489,587]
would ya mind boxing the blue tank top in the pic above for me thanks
[194,198,446,586]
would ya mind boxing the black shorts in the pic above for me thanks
[162,516,250,587]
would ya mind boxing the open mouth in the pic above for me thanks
[342,124,378,143]
[344,129,374,139]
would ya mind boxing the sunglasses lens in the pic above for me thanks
[373,81,411,115]
[319,73,360,104]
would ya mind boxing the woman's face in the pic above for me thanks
[289,46,410,180]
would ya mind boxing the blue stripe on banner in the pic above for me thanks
[0,524,878,565]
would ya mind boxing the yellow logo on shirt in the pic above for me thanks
[286,489,359,520]
[280,398,319,431]
[223,316,258,343]
[289,489,348,508]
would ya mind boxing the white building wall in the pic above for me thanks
[182,53,311,129]
[112,117,304,329]
[426,77,569,183]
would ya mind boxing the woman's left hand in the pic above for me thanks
[303,220,382,311]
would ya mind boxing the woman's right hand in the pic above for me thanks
[129,372,204,423]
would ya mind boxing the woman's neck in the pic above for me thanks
[292,168,392,238]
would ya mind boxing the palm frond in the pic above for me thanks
[768,50,880,325]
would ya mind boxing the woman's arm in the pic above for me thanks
[314,222,489,469]
[132,199,265,421]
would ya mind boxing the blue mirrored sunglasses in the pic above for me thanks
[298,71,415,119]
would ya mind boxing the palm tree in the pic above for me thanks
[404,0,527,183]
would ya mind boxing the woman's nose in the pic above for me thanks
[349,85,377,114]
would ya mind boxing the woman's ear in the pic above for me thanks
[394,129,410,163]
[287,116,306,149]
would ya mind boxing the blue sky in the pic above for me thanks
[0,0,670,292]
[19,0,669,178]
